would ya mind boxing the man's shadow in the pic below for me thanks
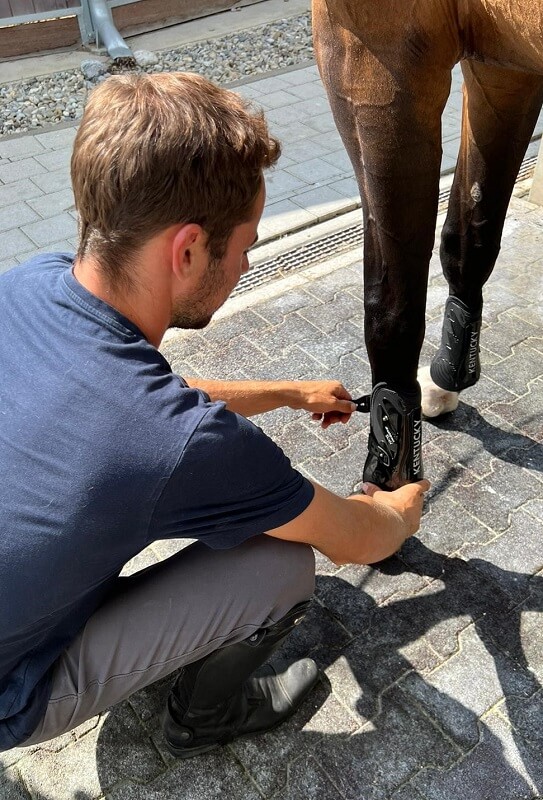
[88,541,543,798]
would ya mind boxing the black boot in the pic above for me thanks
[162,601,319,758]
[430,296,482,392]
[360,383,423,489]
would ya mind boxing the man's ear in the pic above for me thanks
[171,224,206,283]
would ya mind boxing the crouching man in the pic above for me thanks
[0,72,429,757]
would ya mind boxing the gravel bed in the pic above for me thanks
[0,13,313,138]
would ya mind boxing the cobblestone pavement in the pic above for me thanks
[2,57,543,800]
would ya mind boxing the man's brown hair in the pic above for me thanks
[71,72,280,284]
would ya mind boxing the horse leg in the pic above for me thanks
[421,60,543,417]
[313,1,454,487]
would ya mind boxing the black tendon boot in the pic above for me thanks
[430,296,482,392]
[163,602,319,758]
[361,383,423,489]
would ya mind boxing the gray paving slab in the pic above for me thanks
[2,38,543,800]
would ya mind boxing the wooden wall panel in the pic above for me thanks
[112,0,262,38]
[0,15,79,56]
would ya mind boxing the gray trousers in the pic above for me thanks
[21,536,315,746]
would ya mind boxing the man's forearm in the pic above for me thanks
[185,378,299,416]
[266,481,428,566]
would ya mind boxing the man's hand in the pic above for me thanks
[286,380,357,428]
[361,480,430,536]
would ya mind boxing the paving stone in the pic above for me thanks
[271,755,346,799]
[34,127,78,150]
[106,748,262,800]
[245,344,327,383]
[292,184,354,222]
[0,227,34,260]
[400,624,537,749]
[287,157,345,185]
[17,704,164,799]
[428,405,538,480]
[0,136,46,161]
[262,198,316,237]
[120,545,160,577]
[298,319,364,366]
[317,350,370,397]
[314,686,460,800]
[329,175,360,200]
[303,113,339,135]
[30,166,71,194]
[278,419,335,463]
[0,178,44,209]
[274,123,330,152]
[0,770,31,800]
[202,308,271,347]
[482,310,541,359]
[149,538,194,564]
[266,168,310,201]
[409,494,494,557]
[254,288,322,325]
[486,342,543,397]
[282,138,334,162]
[411,713,542,800]
[0,201,40,233]
[0,157,47,184]
[21,212,78,247]
[302,429,369,496]
[463,520,543,603]
[490,377,543,442]
[451,456,543,532]
[34,147,72,172]
[184,334,270,376]
[253,313,322,352]
[26,187,75,218]
[277,595,353,669]
[258,88,302,110]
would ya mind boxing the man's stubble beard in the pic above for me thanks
[169,255,228,330]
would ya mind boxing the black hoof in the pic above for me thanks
[430,296,482,393]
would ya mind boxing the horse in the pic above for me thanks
[312,0,543,488]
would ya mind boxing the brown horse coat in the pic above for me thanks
[313,0,543,396]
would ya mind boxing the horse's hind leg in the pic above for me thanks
[422,60,543,417]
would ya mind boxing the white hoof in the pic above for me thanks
[418,365,459,418]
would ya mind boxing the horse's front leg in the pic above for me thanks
[421,60,543,417]
[313,3,453,487]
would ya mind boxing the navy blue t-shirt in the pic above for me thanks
[0,254,314,750]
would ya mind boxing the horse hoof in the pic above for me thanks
[418,366,459,418]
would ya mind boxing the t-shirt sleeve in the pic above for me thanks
[151,402,315,548]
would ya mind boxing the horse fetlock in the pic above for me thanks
[362,382,424,490]
[418,365,459,418]
[430,296,482,393]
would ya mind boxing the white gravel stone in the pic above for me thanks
[0,14,313,138]
[80,59,108,80]
[133,50,160,68]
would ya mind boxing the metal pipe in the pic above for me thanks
[87,0,134,61]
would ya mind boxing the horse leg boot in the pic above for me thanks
[360,384,423,490]
[162,601,318,757]
[430,296,482,392]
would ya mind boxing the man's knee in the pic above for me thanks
[250,536,315,609]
